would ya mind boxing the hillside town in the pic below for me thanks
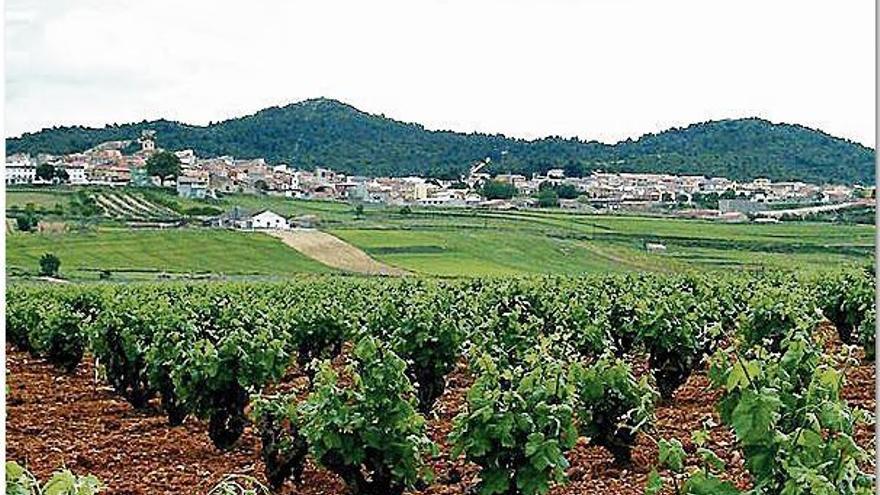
[6,131,871,220]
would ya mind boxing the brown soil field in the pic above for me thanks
[6,346,875,495]
[266,229,408,276]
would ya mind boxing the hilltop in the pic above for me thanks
[6,98,875,184]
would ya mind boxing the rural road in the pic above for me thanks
[266,229,409,276]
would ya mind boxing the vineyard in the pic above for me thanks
[91,191,180,224]
[5,269,877,495]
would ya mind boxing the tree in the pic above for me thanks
[563,161,582,178]
[720,188,738,200]
[537,188,559,208]
[354,204,364,219]
[555,183,580,199]
[55,168,70,182]
[16,204,39,232]
[39,253,61,277]
[146,151,181,186]
[480,180,517,200]
[36,163,55,182]
[16,215,37,232]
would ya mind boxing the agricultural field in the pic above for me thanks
[6,189,74,211]
[327,208,875,274]
[5,269,876,494]
[90,191,179,221]
[4,187,875,279]
[330,228,649,276]
[6,228,333,279]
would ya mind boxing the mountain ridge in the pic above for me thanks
[7,97,875,184]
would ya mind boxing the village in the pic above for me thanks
[5,130,872,229]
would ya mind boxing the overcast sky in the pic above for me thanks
[5,0,875,146]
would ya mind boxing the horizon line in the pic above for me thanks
[6,96,875,150]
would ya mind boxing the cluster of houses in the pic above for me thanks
[6,131,867,216]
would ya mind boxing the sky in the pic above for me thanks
[5,0,876,146]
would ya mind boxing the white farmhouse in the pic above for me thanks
[251,210,290,230]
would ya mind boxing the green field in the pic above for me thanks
[330,228,649,276]
[331,209,873,275]
[6,228,334,279]
[6,190,73,210]
[5,188,874,279]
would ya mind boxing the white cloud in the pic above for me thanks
[5,0,875,146]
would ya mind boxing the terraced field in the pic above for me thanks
[91,191,179,222]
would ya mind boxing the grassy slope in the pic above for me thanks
[332,209,874,275]
[331,228,641,277]
[6,229,334,278]
[7,190,73,210]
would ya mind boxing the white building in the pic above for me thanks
[62,164,88,185]
[177,175,209,199]
[138,130,156,153]
[5,156,36,185]
[251,210,290,230]
[174,149,197,167]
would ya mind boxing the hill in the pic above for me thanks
[6,98,875,184]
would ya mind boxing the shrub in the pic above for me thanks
[39,253,61,277]
[30,299,87,373]
[573,356,655,465]
[300,336,436,495]
[249,393,309,491]
[707,327,874,495]
[451,350,578,495]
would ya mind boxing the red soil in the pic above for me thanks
[6,347,875,495]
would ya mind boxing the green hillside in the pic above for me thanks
[7,98,874,184]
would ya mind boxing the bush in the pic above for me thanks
[89,291,158,408]
[366,282,464,412]
[573,356,655,465]
[536,188,558,208]
[171,293,292,450]
[250,393,309,491]
[39,253,61,277]
[707,327,874,494]
[300,336,436,495]
[816,269,875,357]
[451,350,578,495]
[739,285,819,352]
[183,205,223,217]
[30,300,87,373]
[6,289,41,350]
[15,213,39,232]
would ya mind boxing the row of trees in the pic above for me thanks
[479,180,581,207]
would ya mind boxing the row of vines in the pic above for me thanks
[6,268,876,495]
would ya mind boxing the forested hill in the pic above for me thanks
[7,98,875,184]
